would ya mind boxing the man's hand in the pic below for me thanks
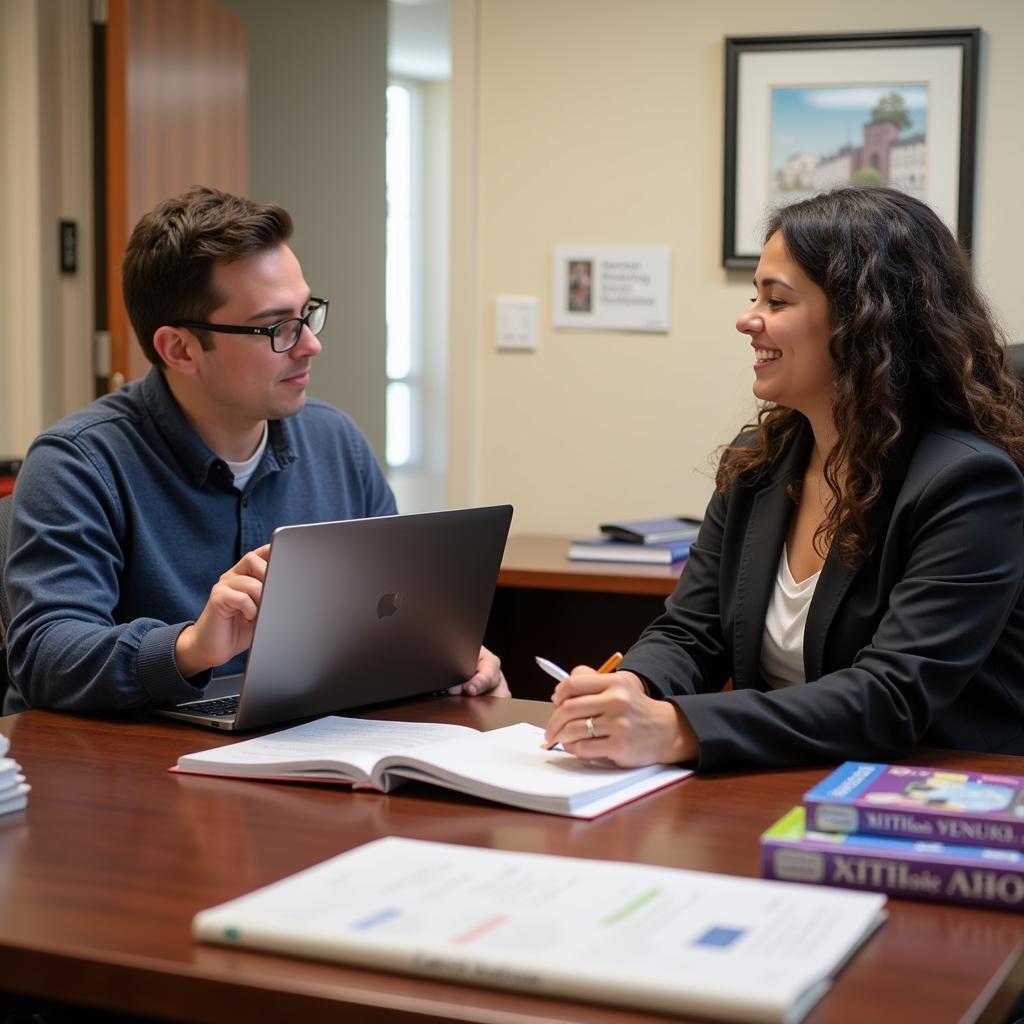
[174,544,271,679]
[447,645,511,697]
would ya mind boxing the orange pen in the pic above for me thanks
[595,651,624,674]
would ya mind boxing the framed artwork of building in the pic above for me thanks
[722,29,980,269]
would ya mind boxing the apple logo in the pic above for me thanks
[377,592,402,619]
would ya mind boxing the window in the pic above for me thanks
[385,81,419,468]
[384,71,449,513]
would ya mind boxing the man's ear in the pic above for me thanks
[152,326,201,374]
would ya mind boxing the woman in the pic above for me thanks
[544,187,1024,769]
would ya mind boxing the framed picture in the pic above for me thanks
[723,29,980,268]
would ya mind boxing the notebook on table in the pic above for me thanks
[156,504,513,731]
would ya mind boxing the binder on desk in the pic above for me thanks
[599,516,701,545]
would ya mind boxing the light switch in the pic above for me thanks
[495,296,539,351]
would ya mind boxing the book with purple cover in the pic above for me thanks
[803,762,1024,850]
[761,807,1024,911]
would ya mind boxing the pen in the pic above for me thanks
[534,656,569,683]
[535,651,624,684]
[595,651,625,675]
[538,652,624,749]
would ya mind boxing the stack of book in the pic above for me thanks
[0,734,29,816]
[567,516,701,565]
[761,762,1024,911]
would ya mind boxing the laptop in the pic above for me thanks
[157,504,513,731]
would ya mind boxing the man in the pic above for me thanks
[3,186,507,713]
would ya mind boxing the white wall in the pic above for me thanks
[454,0,1024,535]
[221,0,389,459]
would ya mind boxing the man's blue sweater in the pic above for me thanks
[4,369,396,713]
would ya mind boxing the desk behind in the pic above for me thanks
[487,536,684,698]
[2,700,1024,1024]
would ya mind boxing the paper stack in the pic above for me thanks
[0,734,29,816]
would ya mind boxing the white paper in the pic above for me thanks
[379,722,690,816]
[195,836,886,1024]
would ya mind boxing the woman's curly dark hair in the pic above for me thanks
[718,187,1024,568]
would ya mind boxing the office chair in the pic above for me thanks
[0,493,13,707]
[1007,342,1024,383]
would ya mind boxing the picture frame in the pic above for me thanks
[723,29,980,268]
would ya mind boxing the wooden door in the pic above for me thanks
[103,0,248,387]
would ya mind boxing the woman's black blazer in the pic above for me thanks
[620,420,1024,769]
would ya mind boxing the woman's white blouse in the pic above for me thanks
[759,545,821,689]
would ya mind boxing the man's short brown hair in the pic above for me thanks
[121,186,293,366]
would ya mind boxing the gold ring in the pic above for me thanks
[585,717,597,740]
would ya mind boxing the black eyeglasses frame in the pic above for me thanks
[173,297,329,353]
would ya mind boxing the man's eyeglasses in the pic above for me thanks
[173,297,329,353]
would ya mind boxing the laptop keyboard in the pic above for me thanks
[181,695,239,717]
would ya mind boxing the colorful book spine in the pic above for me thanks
[803,761,1024,851]
[761,807,1024,911]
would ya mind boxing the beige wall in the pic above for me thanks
[0,0,93,458]
[458,0,1024,536]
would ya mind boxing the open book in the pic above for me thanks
[173,717,690,819]
[194,836,887,1024]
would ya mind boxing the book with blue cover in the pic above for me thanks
[803,761,1024,851]
[598,516,701,545]
[567,536,692,564]
[762,806,1024,911]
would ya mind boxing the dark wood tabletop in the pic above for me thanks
[2,698,1024,1024]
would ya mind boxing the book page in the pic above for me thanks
[176,716,479,782]
[377,722,691,815]
[194,837,886,1022]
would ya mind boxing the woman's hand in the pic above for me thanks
[543,668,698,767]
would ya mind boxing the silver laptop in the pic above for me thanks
[157,504,513,731]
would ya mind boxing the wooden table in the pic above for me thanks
[2,698,1024,1024]
[487,536,684,698]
